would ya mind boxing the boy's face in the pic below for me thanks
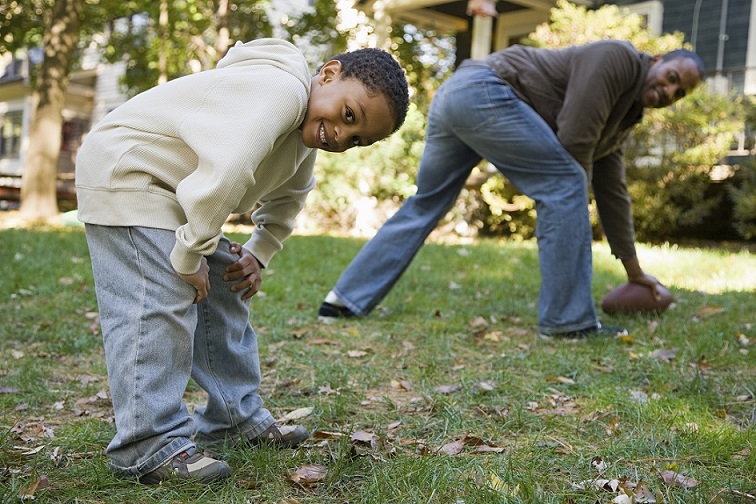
[301,61,395,152]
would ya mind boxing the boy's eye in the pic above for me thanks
[351,136,361,147]
[346,107,355,123]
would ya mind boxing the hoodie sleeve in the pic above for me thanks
[556,42,641,177]
[242,150,317,267]
[169,71,309,275]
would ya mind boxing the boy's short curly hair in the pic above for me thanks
[328,48,409,133]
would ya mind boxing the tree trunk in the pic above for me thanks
[20,0,83,221]
[214,0,230,65]
[158,0,168,85]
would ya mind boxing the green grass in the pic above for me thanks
[0,224,754,503]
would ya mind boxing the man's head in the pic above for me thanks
[641,49,704,108]
[300,49,409,153]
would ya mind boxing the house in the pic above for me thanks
[356,0,756,96]
[0,48,126,207]
[0,0,310,208]
[2,0,752,208]
[355,0,755,155]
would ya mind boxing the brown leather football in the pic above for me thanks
[600,282,673,315]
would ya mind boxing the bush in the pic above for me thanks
[728,160,756,240]
[301,0,752,245]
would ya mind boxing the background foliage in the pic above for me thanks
[306,0,754,244]
[1,0,753,241]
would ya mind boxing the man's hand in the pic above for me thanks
[178,257,210,304]
[225,242,263,301]
[467,0,497,17]
[622,256,663,301]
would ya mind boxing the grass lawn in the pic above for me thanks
[0,221,753,503]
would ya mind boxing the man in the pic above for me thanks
[317,38,703,338]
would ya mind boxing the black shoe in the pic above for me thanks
[540,324,628,340]
[318,301,356,323]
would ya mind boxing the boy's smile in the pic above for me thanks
[301,61,395,152]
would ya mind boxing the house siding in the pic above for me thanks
[611,0,753,93]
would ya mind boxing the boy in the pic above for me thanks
[76,38,409,484]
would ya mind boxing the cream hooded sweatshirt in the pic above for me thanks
[76,39,316,275]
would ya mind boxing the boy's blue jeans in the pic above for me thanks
[333,63,598,334]
[85,225,275,477]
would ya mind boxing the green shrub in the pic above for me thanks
[728,160,756,240]
[302,0,751,245]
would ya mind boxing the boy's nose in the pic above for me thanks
[333,127,352,151]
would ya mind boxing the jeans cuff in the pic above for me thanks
[108,438,194,478]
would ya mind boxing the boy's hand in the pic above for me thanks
[225,242,263,300]
[178,257,210,304]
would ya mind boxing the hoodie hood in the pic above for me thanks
[217,38,311,90]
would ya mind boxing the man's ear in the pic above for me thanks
[318,60,342,84]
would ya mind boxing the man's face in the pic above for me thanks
[301,61,395,153]
[641,56,701,108]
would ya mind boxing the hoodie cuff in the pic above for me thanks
[243,233,280,269]
[170,242,203,276]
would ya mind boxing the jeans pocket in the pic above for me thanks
[444,81,517,132]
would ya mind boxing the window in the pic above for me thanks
[623,0,663,36]
[58,118,89,175]
[0,111,22,159]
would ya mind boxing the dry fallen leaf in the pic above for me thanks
[478,381,495,392]
[390,379,413,391]
[469,316,488,328]
[279,407,313,422]
[546,376,575,385]
[311,430,345,440]
[617,333,636,345]
[649,348,677,363]
[439,438,465,455]
[594,478,621,492]
[435,384,460,394]
[696,305,726,318]
[288,464,328,487]
[629,390,649,403]
[350,430,379,450]
[18,475,49,500]
[660,470,698,489]
[591,455,609,472]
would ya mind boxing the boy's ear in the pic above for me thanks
[318,60,342,84]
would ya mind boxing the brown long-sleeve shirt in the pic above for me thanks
[484,40,652,259]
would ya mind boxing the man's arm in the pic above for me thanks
[593,151,662,299]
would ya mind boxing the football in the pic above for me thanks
[600,282,673,315]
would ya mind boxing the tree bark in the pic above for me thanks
[20,0,83,221]
[214,0,230,65]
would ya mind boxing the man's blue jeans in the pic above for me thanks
[333,63,598,334]
[86,225,275,477]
